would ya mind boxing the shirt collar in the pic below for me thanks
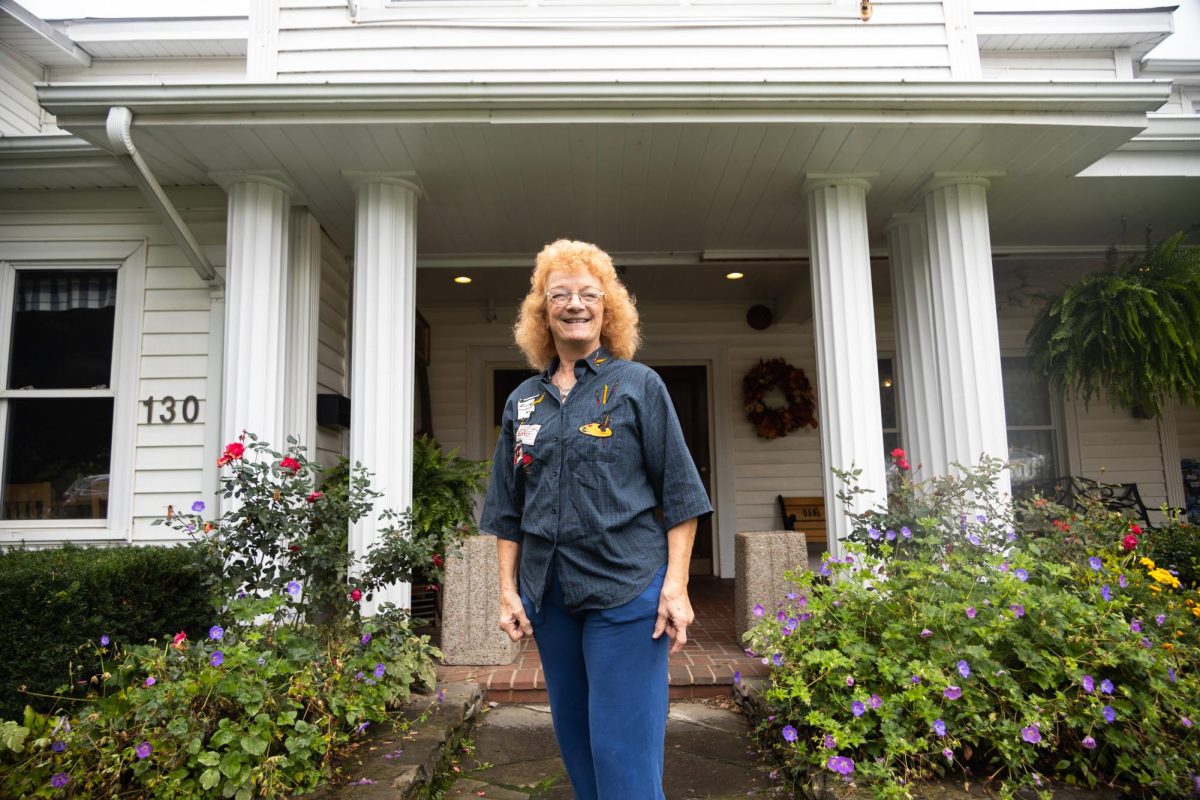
[541,344,614,382]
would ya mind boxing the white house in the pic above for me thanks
[0,0,1198,611]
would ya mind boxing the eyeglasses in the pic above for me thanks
[546,288,604,306]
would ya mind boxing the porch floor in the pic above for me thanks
[436,576,770,703]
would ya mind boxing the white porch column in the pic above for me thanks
[346,173,420,613]
[885,212,949,478]
[216,172,293,452]
[922,176,1010,493]
[803,176,888,556]
[285,207,321,453]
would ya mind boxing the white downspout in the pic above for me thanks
[104,106,222,287]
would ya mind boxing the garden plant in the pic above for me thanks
[0,435,446,799]
[747,451,1200,799]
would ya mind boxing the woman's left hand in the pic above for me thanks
[653,578,694,654]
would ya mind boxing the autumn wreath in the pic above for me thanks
[742,358,818,440]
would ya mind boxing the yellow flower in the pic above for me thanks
[1148,568,1182,589]
[1140,557,1157,569]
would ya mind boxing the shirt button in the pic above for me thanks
[554,436,559,442]
[553,472,559,478]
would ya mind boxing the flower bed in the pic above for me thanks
[746,454,1199,799]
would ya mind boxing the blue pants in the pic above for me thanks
[523,564,669,800]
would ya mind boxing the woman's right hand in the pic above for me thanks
[498,588,533,641]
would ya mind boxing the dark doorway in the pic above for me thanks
[650,365,714,576]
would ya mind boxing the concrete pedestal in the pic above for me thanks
[734,530,810,639]
[440,534,519,666]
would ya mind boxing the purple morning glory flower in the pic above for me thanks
[210,651,224,667]
[1183,717,1194,728]
[782,725,797,742]
[50,773,69,789]
[976,514,987,523]
[1015,568,1029,582]
[911,675,921,684]
[354,671,364,681]
[1082,735,1096,749]
[361,633,372,645]
[1021,724,1041,744]
[886,529,897,541]
[775,610,786,623]
[846,676,855,687]
[355,721,369,734]
[1131,619,1142,633]
[286,580,301,597]
[733,671,741,684]
[823,734,836,749]
[933,719,946,737]
[868,527,881,540]
[786,592,798,600]
[1100,679,1114,694]
[827,756,855,775]
[900,526,912,539]
[52,740,66,753]
[1006,530,1017,542]
[998,562,1010,572]
[191,500,205,513]
[869,694,882,709]
[374,663,386,679]
[209,626,224,641]
[943,747,953,762]
[1156,614,1166,626]
[144,676,156,687]
[1168,667,1177,684]
[920,629,933,638]
[1010,604,1025,618]
[772,653,784,667]
[1101,585,1111,602]
[1089,556,1103,571]
[1102,705,1115,723]
[1118,574,1127,588]
[1082,675,1094,693]
[968,534,981,546]
[966,606,977,619]
[820,561,832,577]
[957,660,971,679]
[135,741,152,759]
[851,701,866,717]
[99,635,109,647]
[944,686,962,700]
[1141,638,1152,648]
[752,604,765,617]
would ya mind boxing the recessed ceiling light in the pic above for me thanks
[725,271,744,280]
[453,276,472,284]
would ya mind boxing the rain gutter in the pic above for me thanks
[103,106,220,287]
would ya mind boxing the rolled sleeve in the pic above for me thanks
[640,373,713,531]
[479,398,524,542]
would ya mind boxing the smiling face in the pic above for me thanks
[544,269,605,356]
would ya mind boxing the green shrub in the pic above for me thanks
[1143,515,1200,589]
[748,455,1200,799]
[410,434,491,582]
[0,544,219,719]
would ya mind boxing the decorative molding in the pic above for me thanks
[342,170,428,200]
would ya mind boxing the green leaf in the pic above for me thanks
[240,735,268,756]
[0,721,29,753]
[198,750,221,767]
[200,768,221,791]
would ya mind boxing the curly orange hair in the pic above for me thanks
[513,239,641,371]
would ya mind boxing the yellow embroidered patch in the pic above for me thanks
[579,422,613,438]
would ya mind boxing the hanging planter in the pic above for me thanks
[1026,232,1200,418]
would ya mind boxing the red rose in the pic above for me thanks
[350,588,363,602]
[280,456,301,473]
[1122,534,1139,552]
[432,554,444,569]
[305,491,324,503]
[172,631,187,649]
[289,545,301,553]
[223,442,245,461]
[897,459,910,471]
[890,448,906,459]
[1129,524,1143,536]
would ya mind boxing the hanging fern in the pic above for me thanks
[1026,232,1200,418]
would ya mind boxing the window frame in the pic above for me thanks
[0,241,146,542]
[878,354,901,455]
[1000,353,1065,486]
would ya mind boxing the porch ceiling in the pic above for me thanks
[19,80,1199,261]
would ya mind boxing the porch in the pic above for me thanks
[435,576,769,703]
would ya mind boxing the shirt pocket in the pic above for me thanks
[574,406,623,464]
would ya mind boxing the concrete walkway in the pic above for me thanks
[444,699,771,799]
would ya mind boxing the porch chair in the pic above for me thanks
[1021,476,1153,529]
[4,482,54,520]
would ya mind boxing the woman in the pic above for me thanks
[480,239,712,800]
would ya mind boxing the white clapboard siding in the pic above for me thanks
[315,232,351,467]
[980,50,1118,81]
[0,190,226,547]
[0,45,45,135]
[275,1,951,82]
[1071,399,1168,512]
[49,58,246,84]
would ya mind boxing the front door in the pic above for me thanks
[650,365,714,576]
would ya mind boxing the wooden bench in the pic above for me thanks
[776,495,828,548]
[1019,476,1153,528]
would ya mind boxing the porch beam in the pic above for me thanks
[803,175,887,556]
[346,172,422,614]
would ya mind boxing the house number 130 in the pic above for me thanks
[142,395,200,424]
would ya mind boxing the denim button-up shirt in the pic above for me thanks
[479,346,713,612]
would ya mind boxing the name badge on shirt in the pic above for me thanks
[517,392,545,421]
[515,423,541,446]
